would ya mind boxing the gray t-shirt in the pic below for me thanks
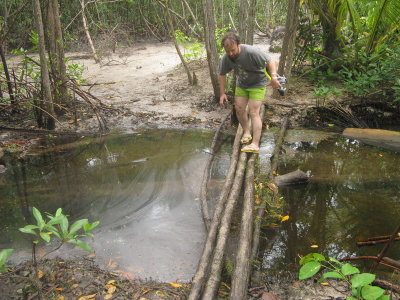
[219,44,271,89]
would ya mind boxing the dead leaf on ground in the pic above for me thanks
[169,282,183,288]
[78,294,97,300]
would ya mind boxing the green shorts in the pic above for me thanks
[235,86,266,101]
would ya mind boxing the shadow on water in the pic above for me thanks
[259,129,400,281]
[0,129,231,281]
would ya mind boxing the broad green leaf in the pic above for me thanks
[40,232,51,243]
[328,256,342,265]
[299,261,321,280]
[320,271,345,281]
[377,295,390,300]
[55,208,62,217]
[299,253,325,265]
[70,239,93,252]
[84,221,100,232]
[60,215,69,234]
[47,215,63,226]
[19,226,38,235]
[361,285,385,300]
[44,225,61,239]
[341,263,360,276]
[0,249,13,265]
[32,207,45,228]
[69,219,88,236]
[351,273,375,288]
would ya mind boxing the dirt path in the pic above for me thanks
[65,38,305,133]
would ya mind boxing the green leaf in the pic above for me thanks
[361,285,385,300]
[0,249,13,266]
[299,261,322,280]
[69,219,88,236]
[45,225,62,239]
[341,263,360,276]
[32,207,45,228]
[60,215,69,234]
[19,225,39,235]
[328,256,342,265]
[377,295,390,300]
[69,239,93,252]
[351,273,376,288]
[299,253,326,265]
[55,208,62,217]
[84,221,100,232]
[40,232,51,243]
[320,271,345,281]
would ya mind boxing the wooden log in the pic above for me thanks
[229,105,265,300]
[201,151,248,300]
[229,154,255,300]
[343,128,400,152]
[274,169,309,187]
[199,111,231,230]
[188,124,243,300]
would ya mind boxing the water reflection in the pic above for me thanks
[260,130,400,279]
[0,129,222,281]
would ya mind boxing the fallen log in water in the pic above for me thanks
[343,128,400,152]
[274,169,309,187]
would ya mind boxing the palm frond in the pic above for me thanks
[366,0,400,54]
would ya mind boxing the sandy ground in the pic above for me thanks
[63,37,308,134]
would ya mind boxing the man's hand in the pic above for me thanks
[268,77,281,89]
[219,93,229,107]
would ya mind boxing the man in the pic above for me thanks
[219,32,281,153]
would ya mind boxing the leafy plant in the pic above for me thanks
[299,253,389,300]
[19,207,99,253]
[174,30,204,61]
[313,85,342,107]
[0,249,13,272]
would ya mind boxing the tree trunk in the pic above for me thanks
[46,0,69,106]
[33,0,55,130]
[163,0,194,85]
[238,0,257,45]
[278,0,300,78]
[0,41,15,105]
[80,0,100,63]
[202,0,220,100]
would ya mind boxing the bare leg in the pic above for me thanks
[235,96,251,137]
[247,100,263,148]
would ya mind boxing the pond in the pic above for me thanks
[0,129,231,282]
[0,128,399,283]
[258,129,400,281]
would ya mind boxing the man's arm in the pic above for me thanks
[266,60,281,89]
[219,75,228,106]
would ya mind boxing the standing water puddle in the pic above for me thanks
[0,129,231,281]
[259,129,400,280]
[1,128,399,282]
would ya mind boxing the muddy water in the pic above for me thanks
[259,129,400,280]
[1,128,399,283]
[0,129,232,281]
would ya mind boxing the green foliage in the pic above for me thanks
[215,25,231,56]
[299,253,389,300]
[174,30,204,61]
[65,60,86,83]
[313,84,343,106]
[0,249,13,272]
[19,207,99,253]
[339,47,400,102]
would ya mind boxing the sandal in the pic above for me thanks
[241,144,260,154]
[240,135,252,144]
